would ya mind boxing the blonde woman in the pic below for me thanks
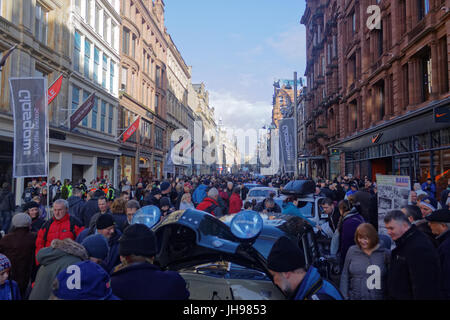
[179,193,195,210]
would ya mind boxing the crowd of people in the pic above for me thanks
[0,172,449,300]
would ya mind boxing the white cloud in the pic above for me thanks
[266,25,307,61]
[210,90,272,157]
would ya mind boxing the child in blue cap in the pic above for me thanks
[0,253,21,300]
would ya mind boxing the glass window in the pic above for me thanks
[82,91,90,126]
[110,61,114,93]
[95,5,100,33]
[155,126,163,149]
[131,34,136,59]
[92,97,98,129]
[71,85,80,114]
[84,39,91,78]
[108,105,113,134]
[94,47,100,84]
[111,23,116,50]
[35,3,48,44]
[75,0,81,14]
[74,30,81,72]
[101,100,106,132]
[103,13,108,41]
[121,67,127,92]
[102,54,107,88]
[155,94,159,114]
[122,28,130,55]
[85,0,91,24]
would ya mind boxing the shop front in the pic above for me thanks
[120,148,136,185]
[97,157,115,182]
[331,98,450,200]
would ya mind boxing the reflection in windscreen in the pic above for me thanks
[249,190,272,198]
[181,261,270,281]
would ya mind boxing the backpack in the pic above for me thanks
[41,215,82,245]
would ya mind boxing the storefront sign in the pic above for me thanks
[376,174,411,235]
[434,105,450,123]
[10,77,48,178]
[97,157,114,167]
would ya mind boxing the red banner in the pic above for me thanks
[123,117,140,143]
[48,74,63,105]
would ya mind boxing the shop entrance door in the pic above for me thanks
[72,165,84,184]
[371,157,392,181]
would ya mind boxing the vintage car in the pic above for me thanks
[132,206,334,300]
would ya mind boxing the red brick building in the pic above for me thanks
[301,0,450,195]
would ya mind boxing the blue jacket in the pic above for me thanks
[0,280,21,300]
[192,184,208,205]
[281,202,316,226]
[293,266,342,300]
[421,182,436,198]
[110,262,189,300]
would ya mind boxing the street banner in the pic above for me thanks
[10,77,48,178]
[279,118,296,173]
[70,93,95,131]
[376,174,411,235]
[123,117,140,143]
[0,44,17,68]
[47,74,63,105]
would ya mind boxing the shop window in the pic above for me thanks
[441,128,450,147]
[414,133,430,151]
[418,152,431,183]
[432,131,440,148]
[434,149,450,200]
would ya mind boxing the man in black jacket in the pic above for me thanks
[425,209,450,299]
[384,210,443,300]
[0,182,15,234]
[80,190,104,227]
[254,198,281,214]
[67,188,85,224]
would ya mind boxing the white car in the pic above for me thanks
[245,187,279,205]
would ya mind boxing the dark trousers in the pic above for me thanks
[0,210,12,233]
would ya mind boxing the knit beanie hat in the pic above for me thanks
[96,214,115,230]
[81,234,110,261]
[160,182,171,193]
[151,187,161,196]
[22,201,39,212]
[0,254,11,272]
[267,236,306,272]
[53,261,119,300]
[119,224,157,258]
[159,197,170,208]
[12,213,32,228]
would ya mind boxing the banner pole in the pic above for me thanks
[46,77,51,221]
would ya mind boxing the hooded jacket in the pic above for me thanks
[387,224,443,300]
[339,209,365,266]
[228,193,243,214]
[293,266,342,300]
[192,184,208,205]
[196,197,221,216]
[340,244,390,300]
[110,262,189,300]
[29,238,88,300]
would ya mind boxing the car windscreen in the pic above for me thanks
[180,261,270,281]
[248,190,273,198]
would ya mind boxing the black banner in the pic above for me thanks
[279,118,296,173]
[10,77,48,178]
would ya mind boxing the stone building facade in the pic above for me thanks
[301,0,450,196]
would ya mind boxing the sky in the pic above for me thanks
[164,0,307,158]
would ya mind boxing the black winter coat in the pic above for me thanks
[387,225,443,300]
[80,199,100,227]
[67,196,85,224]
[110,262,189,300]
[0,189,15,212]
[437,230,450,299]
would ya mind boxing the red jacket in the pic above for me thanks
[35,213,85,261]
[228,193,243,214]
[196,197,219,216]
